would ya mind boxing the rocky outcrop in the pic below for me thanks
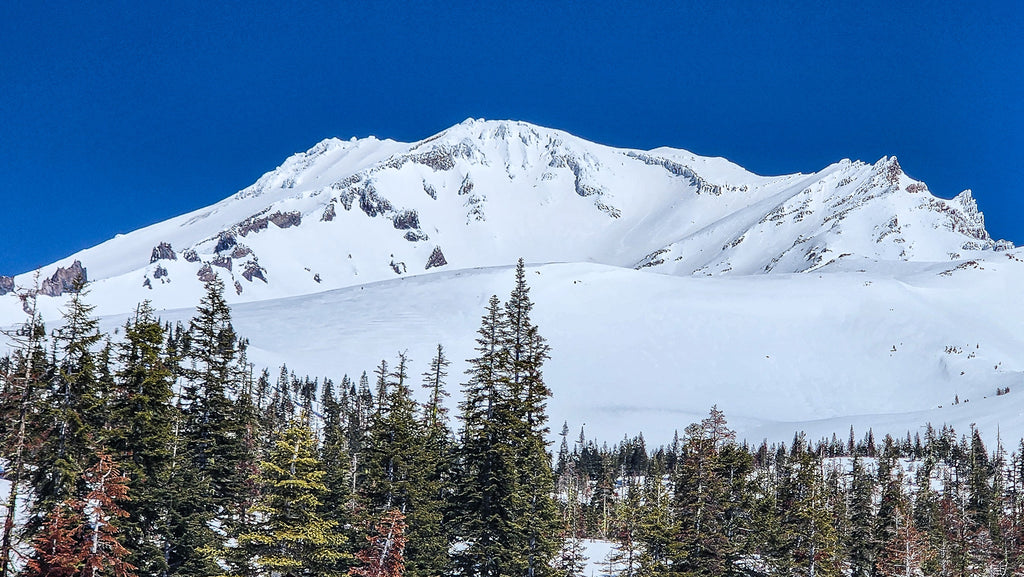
[0,276,13,296]
[183,249,200,262]
[425,246,447,270]
[234,281,243,295]
[405,231,428,242]
[392,210,420,230]
[39,261,87,297]
[390,260,407,274]
[269,211,302,229]
[197,263,217,283]
[231,244,252,259]
[237,213,270,236]
[153,265,168,279]
[321,203,336,222]
[423,181,437,200]
[242,260,267,283]
[383,142,479,172]
[212,255,232,271]
[150,242,177,262]
[625,152,723,196]
[215,233,237,253]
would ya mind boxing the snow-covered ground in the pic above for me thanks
[581,540,617,577]
[10,258,1018,449]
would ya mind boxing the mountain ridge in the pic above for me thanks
[0,119,1012,315]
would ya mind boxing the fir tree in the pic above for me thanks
[78,453,136,577]
[608,480,644,577]
[181,276,245,508]
[170,277,245,576]
[504,259,561,577]
[874,485,931,577]
[847,456,876,577]
[25,504,85,577]
[669,407,751,576]
[106,301,177,576]
[320,377,353,566]
[637,459,673,576]
[452,295,513,577]
[362,353,447,577]
[420,344,450,438]
[239,416,347,576]
[30,283,104,531]
[785,440,840,577]
[350,509,407,577]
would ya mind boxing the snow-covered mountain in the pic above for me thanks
[2,119,1022,445]
[0,118,1010,313]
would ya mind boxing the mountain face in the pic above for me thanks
[0,118,1010,315]
[2,119,1022,444]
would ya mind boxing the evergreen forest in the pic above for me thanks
[2,260,1024,577]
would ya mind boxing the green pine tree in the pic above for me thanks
[362,353,448,577]
[319,377,353,573]
[848,455,876,577]
[29,282,104,531]
[453,295,513,577]
[240,415,347,576]
[504,259,561,577]
[669,407,750,577]
[106,301,177,576]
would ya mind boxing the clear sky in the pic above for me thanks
[1,1,1022,275]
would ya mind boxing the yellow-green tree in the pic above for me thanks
[240,416,347,576]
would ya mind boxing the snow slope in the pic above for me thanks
[49,256,1024,448]
[1,119,1019,446]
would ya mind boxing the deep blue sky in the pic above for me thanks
[2,1,1022,275]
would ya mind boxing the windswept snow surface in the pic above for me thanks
[1,119,1021,446]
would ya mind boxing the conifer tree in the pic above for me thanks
[172,277,245,576]
[454,262,560,577]
[30,282,104,530]
[453,295,513,577]
[874,477,931,577]
[239,415,347,576]
[874,437,901,556]
[320,377,353,550]
[608,480,644,577]
[350,509,407,577]
[669,407,751,576]
[25,503,85,577]
[106,301,177,575]
[0,291,47,577]
[637,459,673,576]
[847,456,876,577]
[28,452,138,577]
[554,460,587,577]
[421,344,450,438]
[181,276,244,508]
[78,453,136,577]
[504,259,561,577]
[551,535,587,577]
[784,441,840,577]
[362,353,447,577]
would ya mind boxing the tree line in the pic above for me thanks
[3,259,1024,577]
[557,409,1024,576]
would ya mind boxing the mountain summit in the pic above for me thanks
[1,119,1009,314]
